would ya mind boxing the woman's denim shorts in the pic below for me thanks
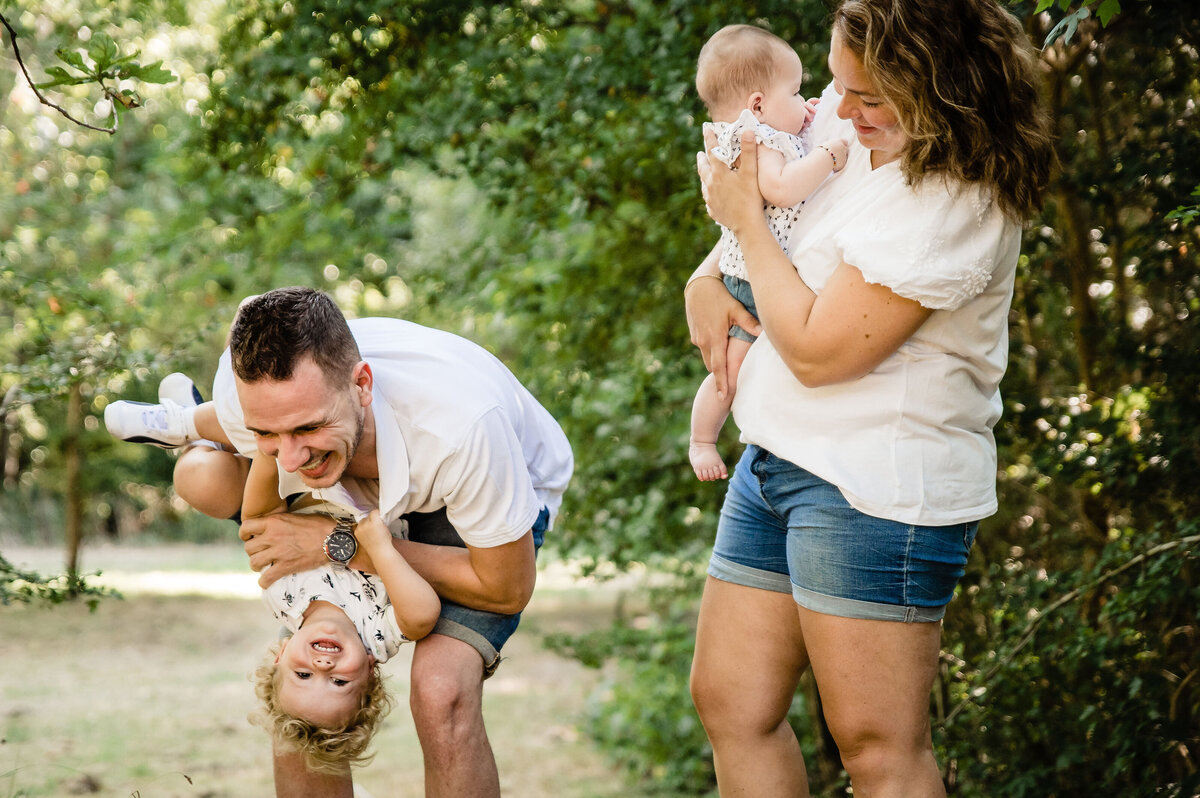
[708,446,978,623]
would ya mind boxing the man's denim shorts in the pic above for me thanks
[708,446,978,623]
[405,506,549,677]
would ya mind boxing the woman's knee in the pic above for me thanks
[690,657,788,740]
[829,717,932,785]
[689,656,732,720]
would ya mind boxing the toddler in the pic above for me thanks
[106,374,441,774]
[689,24,847,480]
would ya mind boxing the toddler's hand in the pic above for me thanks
[355,510,393,555]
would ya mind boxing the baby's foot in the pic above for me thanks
[689,441,728,481]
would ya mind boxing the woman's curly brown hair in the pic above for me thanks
[834,0,1056,220]
[250,638,394,775]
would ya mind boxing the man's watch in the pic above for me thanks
[323,519,358,567]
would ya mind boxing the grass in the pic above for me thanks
[0,543,668,798]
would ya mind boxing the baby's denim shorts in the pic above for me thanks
[723,274,759,344]
[405,506,550,677]
[708,446,978,623]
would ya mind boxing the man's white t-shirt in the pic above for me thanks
[213,318,574,547]
[732,83,1020,526]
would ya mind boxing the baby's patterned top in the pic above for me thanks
[263,565,407,663]
[702,108,813,281]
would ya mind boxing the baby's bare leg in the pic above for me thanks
[689,336,754,481]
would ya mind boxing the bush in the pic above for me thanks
[938,521,1200,797]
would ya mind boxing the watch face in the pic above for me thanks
[326,530,357,564]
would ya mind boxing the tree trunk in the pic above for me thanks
[64,382,84,579]
[0,384,16,489]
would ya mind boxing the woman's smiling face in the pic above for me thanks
[828,28,907,166]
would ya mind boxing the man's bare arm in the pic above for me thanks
[393,533,537,615]
[241,510,537,615]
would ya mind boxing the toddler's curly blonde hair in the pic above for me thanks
[250,638,393,775]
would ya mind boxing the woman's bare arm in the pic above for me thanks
[701,130,931,386]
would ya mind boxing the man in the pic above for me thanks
[110,287,573,797]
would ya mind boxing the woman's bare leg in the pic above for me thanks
[800,608,946,798]
[690,576,811,796]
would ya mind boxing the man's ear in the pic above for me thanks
[352,361,373,407]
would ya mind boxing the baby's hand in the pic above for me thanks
[355,510,393,555]
[802,97,819,130]
[820,138,850,173]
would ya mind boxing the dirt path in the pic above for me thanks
[0,545,665,798]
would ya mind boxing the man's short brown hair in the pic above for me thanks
[229,287,361,386]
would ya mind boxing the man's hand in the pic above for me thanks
[240,512,337,588]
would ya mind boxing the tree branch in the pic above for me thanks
[0,11,116,134]
[943,533,1200,726]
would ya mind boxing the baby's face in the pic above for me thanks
[276,620,375,728]
[759,47,812,136]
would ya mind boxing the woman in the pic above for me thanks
[685,1,1054,795]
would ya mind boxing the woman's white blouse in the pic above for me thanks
[732,95,1021,526]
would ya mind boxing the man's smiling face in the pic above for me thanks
[237,355,369,489]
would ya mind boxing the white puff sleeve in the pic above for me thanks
[835,176,1008,311]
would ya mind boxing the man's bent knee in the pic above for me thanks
[410,635,486,739]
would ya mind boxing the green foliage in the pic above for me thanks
[940,524,1200,797]
[1166,185,1200,226]
[38,31,175,91]
[1031,0,1128,46]
[0,550,118,610]
[1,6,177,132]
[549,612,715,793]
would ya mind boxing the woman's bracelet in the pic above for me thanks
[684,272,724,297]
[816,144,838,169]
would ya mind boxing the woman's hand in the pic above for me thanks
[698,128,766,236]
[684,273,759,398]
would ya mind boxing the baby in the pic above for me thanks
[689,24,848,481]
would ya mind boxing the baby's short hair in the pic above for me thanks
[250,639,393,775]
[696,24,793,116]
